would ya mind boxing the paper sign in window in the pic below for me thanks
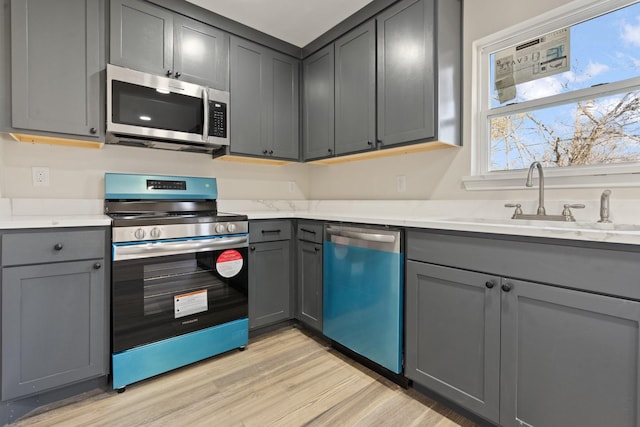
[494,27,570,103]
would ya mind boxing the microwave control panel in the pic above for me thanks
[209,101,227,138]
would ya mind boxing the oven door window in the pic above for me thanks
[112,248,248,353]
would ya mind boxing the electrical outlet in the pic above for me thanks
[32,167,50,187]
[396,175,406,193]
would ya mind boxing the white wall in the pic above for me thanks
[0,134,309,200]
[4,0,638,203]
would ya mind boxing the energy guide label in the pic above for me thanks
[216,250,244,278]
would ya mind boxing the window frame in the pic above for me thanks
[465,0,640,190]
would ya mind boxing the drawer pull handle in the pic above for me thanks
[54,243,63,251]
[300,228,316,234]
[93,262,102,270]
[261,229,281,234]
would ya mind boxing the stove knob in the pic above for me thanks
[227,223,237,233]
[150,227,161,239]
[134,228,146,240]
[215,223,226,234]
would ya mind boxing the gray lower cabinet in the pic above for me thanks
[230,37,299,160]
[302,44,334,160]
[406,230,640,426]
[110,0,229,90]
[10,0,105,139]
[248,221,292,329]
[1,228,109,402]
[296,222,323,331]
[405,261,500,422]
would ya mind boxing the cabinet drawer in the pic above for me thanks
[297,222,323,243]
[2,230,105,266]
[250,220,291,243]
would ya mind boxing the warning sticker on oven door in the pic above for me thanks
[174,289,208,319]
[216,250,243,278]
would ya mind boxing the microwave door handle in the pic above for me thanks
[202,87,209,142]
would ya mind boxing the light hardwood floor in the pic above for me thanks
[14,327,479,427]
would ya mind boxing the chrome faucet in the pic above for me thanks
[598,189,612,223]
[526,161,546,215]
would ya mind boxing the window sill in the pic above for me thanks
[463,170,640,191]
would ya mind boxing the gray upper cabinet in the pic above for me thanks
[302,44,334,160]
[173,15,229,89]
[230,36,299,160]
[110,0,173,77]
[376,0,435,146]
[11,0,104,139]
[334,20,376,156]
[302,0,461,161]
[111,0,229,90]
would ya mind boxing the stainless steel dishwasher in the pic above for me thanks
[323,224,403,374]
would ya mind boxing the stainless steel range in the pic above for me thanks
[105,173,249,391]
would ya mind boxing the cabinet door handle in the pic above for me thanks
[300,228,316,234]
[501,283,513,292]
[269,150,274,155]
[166,70,173,77]
[263,149,268,155]
[250,246,255,251]
[54,243,63,251]
[174,72,181,78]
[367,140,373,146]
[485,281,495,289]
[314,247,320,252]
[89,127,97,134]
[93,262,102,270]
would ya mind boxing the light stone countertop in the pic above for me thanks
[2,198,640,246]
[219,199,640,247]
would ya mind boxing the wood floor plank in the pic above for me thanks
[13,327,479,427]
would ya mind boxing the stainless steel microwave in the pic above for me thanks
[106,64,229,153]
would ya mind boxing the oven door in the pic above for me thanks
[112,235,248,353]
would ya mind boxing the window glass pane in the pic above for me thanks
[489,90,640,171]
[490,2,640,109]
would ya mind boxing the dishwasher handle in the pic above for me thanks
[326,228,396,243]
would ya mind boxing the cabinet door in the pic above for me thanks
[2,260,107,401]
[500,279,640,427]
[249,241,291,329]
[302,44,334,160]
[268,52,299,160]
[297,241,322,331]
[110,0,173,77]
[334,20,375,156]
[173,15,229,90]
[377,0,435,146]
[11,0,103,138]
[405,261,501,423]
[229,36,266,157]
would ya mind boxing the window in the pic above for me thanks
[467,0,640,190]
